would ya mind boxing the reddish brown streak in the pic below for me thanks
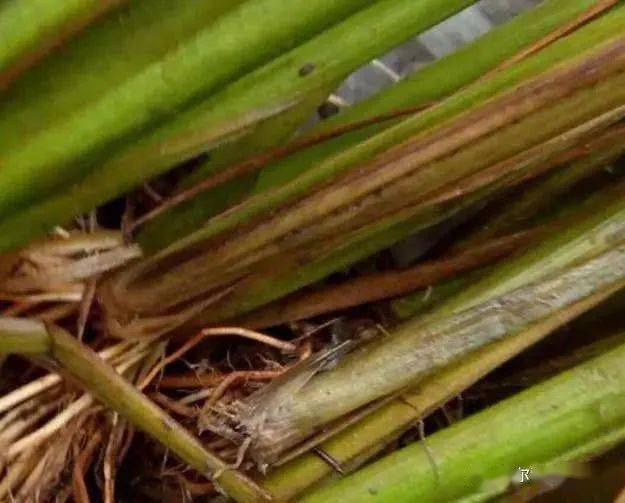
[129,102,435,233]
[234,228,542,329]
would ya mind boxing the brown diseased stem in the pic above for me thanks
[236,228,542,328]
[128,103,434,234]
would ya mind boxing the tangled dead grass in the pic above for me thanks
[0,224,339,499]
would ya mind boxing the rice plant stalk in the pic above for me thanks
[141,0,615,251]
[301,332,625,502]
[96,27,625,337]
[238,187,625,464]
[262,286,624,500]
[0,0,477,229]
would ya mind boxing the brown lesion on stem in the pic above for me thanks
[234,36,625,252]
[234,228,541,329]
[103,36,625,325]
[127,102,436,235]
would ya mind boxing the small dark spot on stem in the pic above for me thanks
[299,62,316,77]
[318,101,340,119]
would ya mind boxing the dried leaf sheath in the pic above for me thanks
[302,332,625,502]
[237,191,625,463]
[236,116,625,329]
[242,250,625,463]
[262,286,623,500]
